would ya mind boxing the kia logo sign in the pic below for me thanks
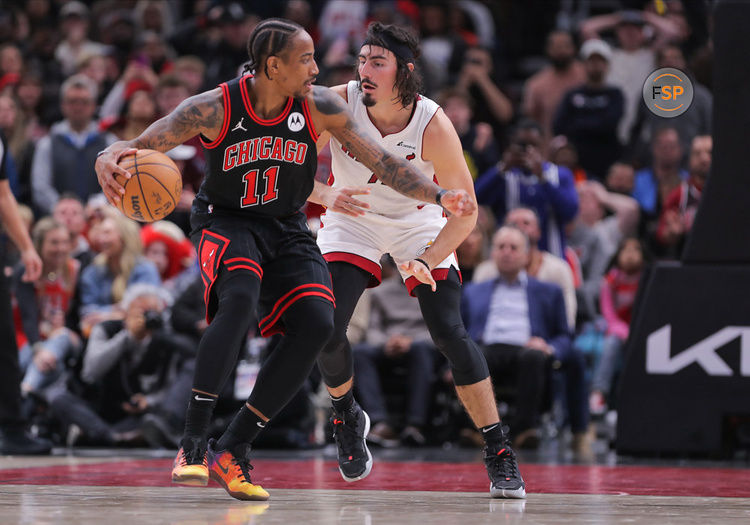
[646,325,750,376]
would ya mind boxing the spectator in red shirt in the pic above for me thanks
[655,135,712,259]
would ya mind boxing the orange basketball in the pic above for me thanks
[114,149,182,223]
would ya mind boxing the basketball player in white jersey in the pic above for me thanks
[308,22,526,499]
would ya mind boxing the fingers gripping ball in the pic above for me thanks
[115,149,182,222]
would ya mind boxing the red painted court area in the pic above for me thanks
[1,458,749,498]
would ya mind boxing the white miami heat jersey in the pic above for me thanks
[328,81,443,219]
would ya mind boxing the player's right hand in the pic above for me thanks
[95,145,137,207]
[20,247,42,282]
[400,260,437,292]
[324,186,371,217]
[439,189,477,217]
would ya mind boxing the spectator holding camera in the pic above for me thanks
[456,46,513,142]
[49,284,194,447]
[475,119,579,258]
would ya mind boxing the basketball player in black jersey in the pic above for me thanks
[95,18,475,501]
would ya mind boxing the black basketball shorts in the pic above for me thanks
[191,208,334,336]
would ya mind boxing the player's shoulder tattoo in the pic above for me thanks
[166,89,224,138]
[133,88,224,151]
[311,85,347,116]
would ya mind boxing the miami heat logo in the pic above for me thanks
[287,112,305,132]
[406,153,416,161]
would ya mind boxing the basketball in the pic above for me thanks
[114,149,182,223]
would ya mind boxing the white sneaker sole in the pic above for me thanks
[490,483,527,499]
[339,411,373,483]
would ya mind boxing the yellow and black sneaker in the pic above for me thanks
[171,437,209,486]
[207,439,269,501]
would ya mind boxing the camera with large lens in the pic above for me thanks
[143,309,164,331]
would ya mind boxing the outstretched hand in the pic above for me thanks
[95,146,138,207]
[439,189,476,217]
[322,186,371,217]
[399,260,436,292]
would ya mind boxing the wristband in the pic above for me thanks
[414,257,430,270]
[435,189,448,206]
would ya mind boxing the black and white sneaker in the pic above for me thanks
[484,440,527,499]
[331,403,372,482]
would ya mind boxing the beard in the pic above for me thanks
[362,92,376,107]
[550,56,573,71]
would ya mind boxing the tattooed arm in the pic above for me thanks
[307,85,476,216]
[95,88,224,206]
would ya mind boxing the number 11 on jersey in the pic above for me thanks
[241,166,279,207]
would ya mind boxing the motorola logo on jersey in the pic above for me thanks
[287,112,305,132]
[222,136,308,171]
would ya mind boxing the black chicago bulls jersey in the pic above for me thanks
[195,74,318,217]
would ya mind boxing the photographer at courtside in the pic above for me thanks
[48,284,195,446]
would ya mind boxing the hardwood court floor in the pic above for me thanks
[1,449,749,524]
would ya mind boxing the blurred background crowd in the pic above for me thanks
[0,0,714,458]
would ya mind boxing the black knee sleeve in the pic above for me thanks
[193,271,260,394]
[415,269,489,386]
[248,296,334,417]
[316,262,372,388]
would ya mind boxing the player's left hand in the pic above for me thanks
[400,260,436,292]
[439,189,476,217]
[323,186,371,217]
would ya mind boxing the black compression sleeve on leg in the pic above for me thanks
[192,271,261,394]
[247,296,335,418]
[414,268,490,386]
[183,271,260,443]
[316,262,372,388]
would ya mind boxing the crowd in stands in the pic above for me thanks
[0,0,713,457]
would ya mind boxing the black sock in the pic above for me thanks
[331,388,354,414]
[480,423,505,449]
[183,392,218,442]
[216,405,266,451]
